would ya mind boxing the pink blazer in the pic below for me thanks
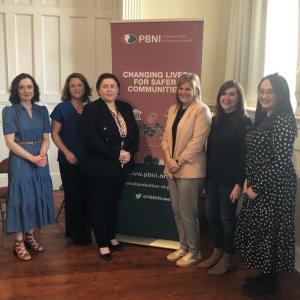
[161,100,212,179]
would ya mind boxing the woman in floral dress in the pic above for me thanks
[235,73,297,296]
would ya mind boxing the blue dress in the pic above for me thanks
[2,103,55,233]
[50,101,86,164]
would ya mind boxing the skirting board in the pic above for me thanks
[295,246,300,272]
[116,234,179,249]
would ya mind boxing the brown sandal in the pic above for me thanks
[13,240,32,261]
[24,232,45,252]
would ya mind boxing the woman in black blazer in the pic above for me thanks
[81,73,139,260]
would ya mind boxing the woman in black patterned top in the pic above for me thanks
[235,73,297,296]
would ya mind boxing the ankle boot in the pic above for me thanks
[242,273,279,296]
[242,273,264,289]
[208,253,235,275]
[198,248,223,269]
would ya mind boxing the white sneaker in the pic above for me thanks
[176,252,202,267]
[166,249,186,261]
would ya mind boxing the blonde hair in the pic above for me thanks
[176,73,201,105]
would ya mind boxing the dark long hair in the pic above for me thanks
[214,80,246,125]
[9,73,40,104]
[254,73,295,128]
[61,73,91,102]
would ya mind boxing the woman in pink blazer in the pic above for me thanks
[161,73,211,267]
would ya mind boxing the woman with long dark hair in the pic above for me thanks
[199,80,252,275]
[50,73,92,245]
[235,73,297,296]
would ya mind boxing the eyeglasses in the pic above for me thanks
[257,89,275,96]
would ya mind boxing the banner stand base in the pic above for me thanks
[116,234,179,249]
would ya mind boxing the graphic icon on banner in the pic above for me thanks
[147,113,157,123]
[135,193,142,199]
[121,34,137,44]
[133,108,142,120]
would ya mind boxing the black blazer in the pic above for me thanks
[80,98,139,179]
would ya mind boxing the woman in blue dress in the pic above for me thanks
[50,73,92,245]
[2,73,54,261]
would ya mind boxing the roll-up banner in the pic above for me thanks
[111,20,204,240]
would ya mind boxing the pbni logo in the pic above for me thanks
[121,34,137,44]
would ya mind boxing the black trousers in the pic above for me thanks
[88,177,125,247]
[59,162,91,242]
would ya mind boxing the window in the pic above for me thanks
[264,0,299,109]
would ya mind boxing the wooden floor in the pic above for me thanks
[0,191,300,300]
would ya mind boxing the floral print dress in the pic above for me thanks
[235,112,297,273]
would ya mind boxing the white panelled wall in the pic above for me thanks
[0,0,120,189]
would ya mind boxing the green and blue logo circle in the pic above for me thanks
[121,34,137,45]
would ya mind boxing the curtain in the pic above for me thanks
[295,0,300,115]
[122,0,141,20]
[225,0,268,107]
